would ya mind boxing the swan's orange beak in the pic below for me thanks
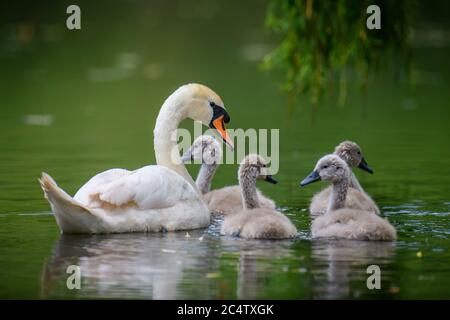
[212,116,234,150]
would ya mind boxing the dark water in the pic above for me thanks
[0,1,449,299]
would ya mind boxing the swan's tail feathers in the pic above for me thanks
[39,172,58,200]
[39,172,103,234]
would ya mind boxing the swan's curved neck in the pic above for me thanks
[240,172,259,210]
[196,164,218,194]
[154,96,197,191]
[328,175,350,213]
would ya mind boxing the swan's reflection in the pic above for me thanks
[40,230,298,299]
[41,230,212,299]
[310,239,396,299]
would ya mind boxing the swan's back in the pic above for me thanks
[74,168,131,205]
[75,166,198,210]
[42,165,210,234]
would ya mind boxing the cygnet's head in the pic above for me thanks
[300,154,350,186]
[181,135,222,165]
[239,154,277,184]
[334,140,373,174]
[172,84,233,149]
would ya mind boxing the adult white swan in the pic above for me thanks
[39,84,234,234]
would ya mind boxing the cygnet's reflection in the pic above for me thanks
[230,239,296,299]
[310,239,396,299]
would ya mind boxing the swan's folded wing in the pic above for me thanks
[74,168,131,205]
[95,177,136,206]
[91,165,194,210]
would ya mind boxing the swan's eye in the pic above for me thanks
[209,101,216,107]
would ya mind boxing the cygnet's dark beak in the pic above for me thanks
[264,175,278,184]
[358,157,374,174]
[300,170,321,187]
[181,149,193,163]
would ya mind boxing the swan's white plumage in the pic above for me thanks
[41,166,210,234]
[76,166,192,209]
[38,83,230,234]
[74,168,130,205]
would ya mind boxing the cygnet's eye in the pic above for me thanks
[209,101,216,107]
[357,151,361,155]
[322,165,328,169]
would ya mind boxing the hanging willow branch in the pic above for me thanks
[262,0,415,108]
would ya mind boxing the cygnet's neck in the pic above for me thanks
[334,152,364,192]
[327,173,350,213]
[196,163,218,194]
[349,171,364,192]
[239,170,259,210]
[153,93,197,191]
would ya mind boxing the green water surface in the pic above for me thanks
[0,0,449,299]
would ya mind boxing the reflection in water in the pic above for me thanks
[237,252,265,299]
[310,239,396,299]
[41,232,207,299]
[41,226,399,300]
[231,241,297,299]
[41,228,299,299]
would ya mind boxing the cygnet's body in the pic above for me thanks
[309,141,379,218]
[182,136,275,214]
[301,155,396,241]
[204,186,276,215]
[221,155,297,239]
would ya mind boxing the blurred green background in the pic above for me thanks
[0,0,449,299]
